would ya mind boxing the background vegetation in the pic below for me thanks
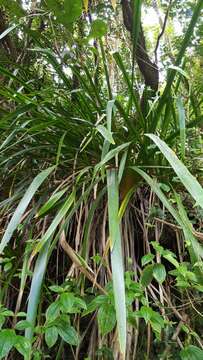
[0,0,203,359]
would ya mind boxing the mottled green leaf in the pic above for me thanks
[0,329,16,359]
[14,336,31,358]
[98,304,116,336]
[180,345,203,360]
[57,326,79,346]
[45,326,58,348]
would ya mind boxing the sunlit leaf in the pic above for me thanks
[169,65,190,80]
[0,330,16,360]
[111,0,117,10]
[153,264,166,284]
[89,19,108,39]
[141,254,155,267]
[97,125,115,144]
[83,0,88,12]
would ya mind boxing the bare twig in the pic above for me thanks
[59,229,107,295]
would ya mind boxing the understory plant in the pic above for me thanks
[0,0,203,359]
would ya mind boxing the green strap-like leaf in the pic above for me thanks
[95,142,130,172]
[25,237,52,346]
[107,168,126,356]
[34,192,75,253]
[146,134,203,209]
[0,166,55,255]
[176,97,186,160]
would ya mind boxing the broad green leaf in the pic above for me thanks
[146,134,203,209]
[89,19,108,39]
[0,329,16,359]
[14,336,31,359]
[150,242,164,255]
[150,312,165,337]
[74,297,87,311]
[140,264,154,287]
[60,293,75,313]
[136,306,152,323]
[47,0,82,27]
[153,264,166,284]
[0,166,55,255]
[83,295,107,316]
[49,285,64,293]
[15,320,33,330]
[107,169,126,355]
[45,326,58,348]
[98,304,116,336]
[46,301,61,322]
[135,306,164,337]
[180,345,203,360]
[64,0,82,24]
[16,312,27,318]
[163,252,179,268]
[0,309,14,317]
[57,326,79,346]
[141,254,155,267]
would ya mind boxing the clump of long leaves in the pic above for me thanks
[0,1,203,359]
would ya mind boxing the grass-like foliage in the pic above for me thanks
[0,0,203,359]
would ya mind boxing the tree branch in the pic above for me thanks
[121,0,159,91]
